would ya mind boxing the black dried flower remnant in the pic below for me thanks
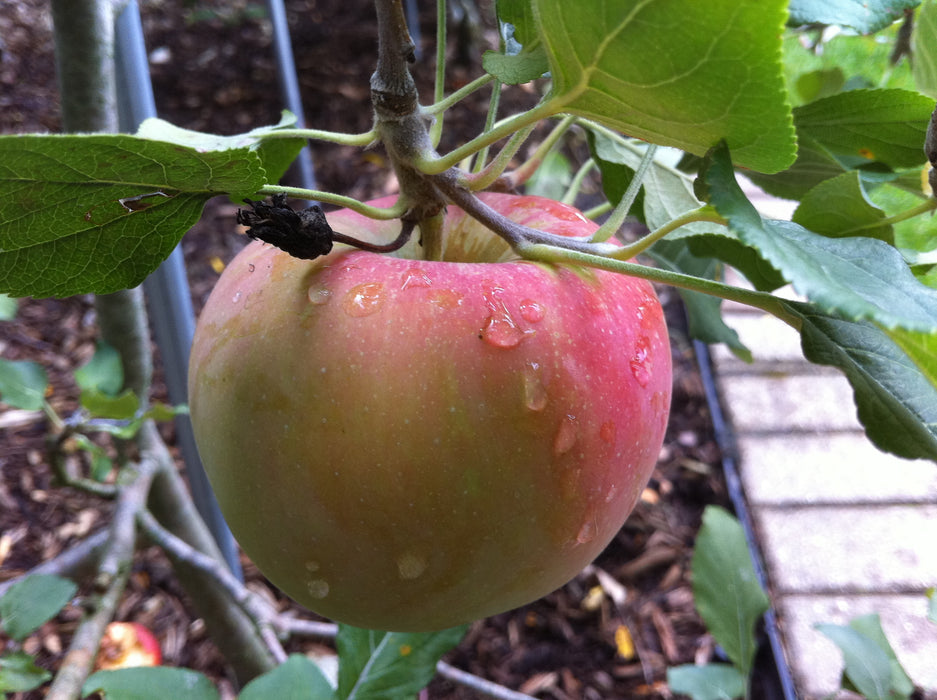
[237,194,335,260]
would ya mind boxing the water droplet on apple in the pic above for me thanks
[519,299,544,323]
[396,552,427,580]
[343,282,385,317]
[553,415,578,455]
[248,263,255,273]
[599,420,616,444]
[575,519,596,545]
[428,289,464,309]
[231,290,242,304]
[630,336,652,387]
[307,285,332,305]
[605,485,619,503]
[481,286,529,348]
[401,267,432,290]
[306,579,330,598]
[522,362,548,411]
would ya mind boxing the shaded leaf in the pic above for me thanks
[82,667,219,700]
[913,0,937,98]
[816,623,894,700]
[0,359,48,411]
[80,389,141,420]
[495,0,539,48]
[744,133,847,200]
[75,341,124,396]
[666,663,747,700]
[847,615,915,696]
[534,0,796,173]
[691,507,769,676]
[700,142,937,334]
[0,293,17,321]
[240,654,335,700]
[0,575,77,642]
[336,625,467,700]
[0,651,51,694]
[783,299,937,460]
[792,171,893,243]
[794,88,933,169]
[787,0,919,33]
[645,240,752,362]
[482,47,549,84]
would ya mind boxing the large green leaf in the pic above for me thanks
[666,663,747,700]
[792,171,893,243]
[534,0,796,173]
[794,88,933,169]
[335,625,467,700]
[787,0,919,33]
[700,143,937,334]
[784,300,937,461]
[82,667,219,700]
[744,133,847,200]
[0,119,302,298]
[239,655,335,700]
[0,575,77,642]
[691,506,769,676]
[0,359,48,411]
[0,652,51,694]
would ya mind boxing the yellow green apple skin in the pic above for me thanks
[188,193,672,631]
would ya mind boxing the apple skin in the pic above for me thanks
[188,193,671,632]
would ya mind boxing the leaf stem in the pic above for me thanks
[508,114,576,188]
[519,242,802,328]
[561,157,596,205]
[610,206,727,259]
[259,127,376,147]
[259,185,409,218]
[471,79,504,172]
[417,98,560,174]
[422,73,496,117]
[429,0,448,147]
[846,196,937,234]
[592,144,659,242]
[464,122,536,191]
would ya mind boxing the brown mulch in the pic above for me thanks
[0,1,732,698]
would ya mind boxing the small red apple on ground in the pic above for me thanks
[94,622,161,670]
[189,193,672,631]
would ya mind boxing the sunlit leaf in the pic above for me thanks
[82,667,219,700]
[0,359,48,411]
[667,663,747,700]
[913,0,937,98]
[792,171,892,243]
[535,0,796,173]
[787,0,919,34]
[239,654,335,700]
[74,341,124,396]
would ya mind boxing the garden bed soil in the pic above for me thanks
[0,1,734,697]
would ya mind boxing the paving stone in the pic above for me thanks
[711,311,808,368]
[737,434,937,506]
[755,504,937,593]
[719,373,862,433]
[778,593,937,698]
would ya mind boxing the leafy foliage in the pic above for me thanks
[0,575,77,642]
[82,667,220,700]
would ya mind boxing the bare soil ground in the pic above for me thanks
[0,2,734,697]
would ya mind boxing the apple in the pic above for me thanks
[188,193,671,632]
[94,622,162,670]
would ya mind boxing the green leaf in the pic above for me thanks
[666,663,747,700]
[482,47,550,84]
[868,183,936,253]
[0,651,51,693]
[0,359,48,411]
[794,88,933,169]
[816,622,895,700]
[700,142,937,334]
[335,625,467,700]
[75,341,124,396]
[744,133,847,200]
[645,240,752,362]
[80,389,141,420]
[495,0,539,48]
[787,0,919,33]
[0,575,77,642]
[847,615,915,696]
[691,506,769,676]
[792,171,893,243]
[928,587,937,624]
[534,0,796,173]
[0,293,17,321]
[0,120,285,298]
[524,150,571,200]
[239,655,335,700]
[82,667,219,700]
[913,0,937,98]
[783,300,937,460]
